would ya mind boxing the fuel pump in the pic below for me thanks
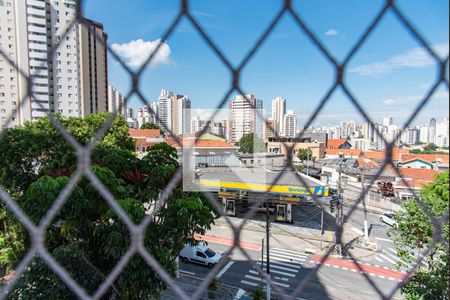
[225,199,236,216]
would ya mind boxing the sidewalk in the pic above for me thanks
[206,216,379,261]
[162,274,241,300]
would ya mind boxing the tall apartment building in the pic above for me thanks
[429,118,437,144]
[107,85,126,116]
[264,117,275,141]
[383,116,393,127]
[137,101,158,128]
[156,89,173,130]
[228,94,263,144]
[283,110,297,138]
[171,94,191,136]
[0,0,108,129]
[271,96,286,135]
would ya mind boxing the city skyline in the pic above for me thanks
[84,0,449,125]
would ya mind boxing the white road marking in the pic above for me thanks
[244,275,290,288]
[216,261,234,279]
[352,227,364,235]
[374,257,384,263]
[379,253,396,264]
[384,251,400,261]
[264,253,305,263]
[387,247,397,254]
[251,268,296,278]
[234,289,246,300]
[257,261,299,273]
[179,269,195,276]
[240,280,258,287]
[270,249,308,259]
[262,256,302,268]
[272,248,308,256]
[375,237,393,242]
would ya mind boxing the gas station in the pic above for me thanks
[197,167,329,223]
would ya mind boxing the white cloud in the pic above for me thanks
[382,99,395,106]
[325,29,339,36]
[111,39,171,68]
[380,91,449,106]
[350,43,448,76]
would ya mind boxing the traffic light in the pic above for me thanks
[329,198,335,213]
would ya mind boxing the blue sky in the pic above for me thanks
[84,0,449,126]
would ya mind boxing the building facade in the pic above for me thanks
[107,85,126,116]
[228,94,263,144]
[0,0,108,129]
[283,110,296,138]
[271,96,286,135]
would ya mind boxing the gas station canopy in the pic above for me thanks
[197,167,329,197]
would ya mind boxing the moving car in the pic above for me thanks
[380,212,397,228]
[179,242,222,268]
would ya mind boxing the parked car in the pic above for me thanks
[179,242,222,268]
[380,212,397,228]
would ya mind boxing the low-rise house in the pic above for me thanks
[394,168,439,200]
[324,148,362,159]
[399,153,449,172]
[128,129,164,154]
[327,139,352,149]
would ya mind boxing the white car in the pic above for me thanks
[380,212,397,228]
[179,242,222,268]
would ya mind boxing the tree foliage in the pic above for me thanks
[238,133,266,154]
[392,172,449,300]
[0,113,215,299]
[140,122,164,135]
[296,148,313,162]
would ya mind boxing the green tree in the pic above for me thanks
[297,148,313,162]
[140,122,164,135]
[238,133,266,154]
[0,113,215,299]
[391,172,449,299]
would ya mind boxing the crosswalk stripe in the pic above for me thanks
[387,247,397,254]
[263,255,303,268]
[272,248,309,256]
[265,253,305,263]
[374,257,383,262]
[383,251,399,261]
[270,249,308,259]
[250,268,295,278]
[240,280,258,287]
[379,253,396,264]
[257,261,299,273]
[244,275,290,288]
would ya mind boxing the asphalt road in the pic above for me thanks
[179,240,403,300]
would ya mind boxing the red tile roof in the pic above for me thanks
[357,157,379,168]
[128,129,161,139]
[395,168,439,188]
[327,139,348,149]
[400,153,449,165]
[166,138,237,149]
[325,148,362,157]
[362,148,409,161]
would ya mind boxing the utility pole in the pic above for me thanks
[336,163,342,255]
[306,149,310,176]
[361,169,369,239]
[266,198,271,300]
[320,208,324,250]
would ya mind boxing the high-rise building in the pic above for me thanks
[171,94,191,136]
[419,125,429,143]
[283,110,297,138]
[383,116,393,127]
[78,18,108,116]
[156,89,173,130]
[271,96,286,135]
[264,118,276,141]
[0,1,108,129]
[429,118,437,144]
[107,85,126,116]
[435,117,449,147]
[228,94,263,144]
